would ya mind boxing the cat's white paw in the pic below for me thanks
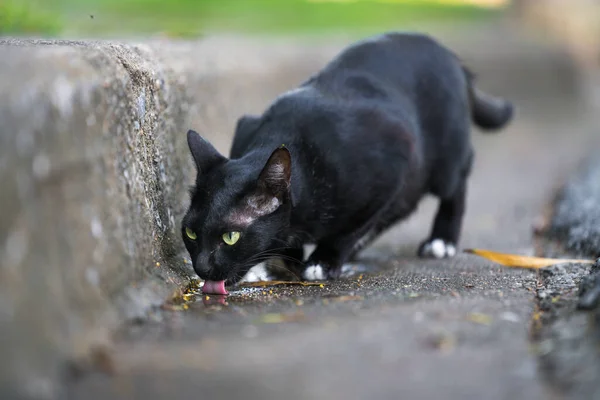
[419,239,456,259]
[240,262,270,283]
[303,264,327,281]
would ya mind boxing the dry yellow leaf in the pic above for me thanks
[182,293,195,302]
[464,249,594,269]
[241,280,326,288]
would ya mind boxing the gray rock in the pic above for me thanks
[548,157,600,257]
[578,258,600,310]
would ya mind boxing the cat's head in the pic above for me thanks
[181,130,293,286]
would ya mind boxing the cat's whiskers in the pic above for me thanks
[230,258,303,283]
[225,247,305,284]
[244,253,300,267]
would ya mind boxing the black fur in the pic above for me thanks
[182,32,513,284]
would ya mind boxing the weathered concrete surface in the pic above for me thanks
[0,40,199,399]
[63,25,600,400]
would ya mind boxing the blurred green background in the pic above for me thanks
[0,0,509,38]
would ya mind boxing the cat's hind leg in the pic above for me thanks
[417,186,464,258]
[303,206,393,281]
[418,151,472,259]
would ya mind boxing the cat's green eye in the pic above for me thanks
[222,231,240,246]
[185,227,197,240]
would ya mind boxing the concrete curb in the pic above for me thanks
[0,40,194,399]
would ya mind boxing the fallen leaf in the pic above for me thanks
[187,279,203,290]
[464,249,594,269]
[466,312,493,326]
[182,293,195,302]
[240,280,326,288]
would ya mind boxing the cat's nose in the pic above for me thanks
[194,254,211,277]
[194,263,211,279]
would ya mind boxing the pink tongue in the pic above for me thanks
[202,280,228,295]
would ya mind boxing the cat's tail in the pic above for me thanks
[464,68,514,131]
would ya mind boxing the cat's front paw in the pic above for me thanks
[303,263,327,281]
[303,262,344,281]
[418,238,456,259]
[240,262,271,283]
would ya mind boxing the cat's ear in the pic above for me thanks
[257,146,292,198]
[187,130,227,173]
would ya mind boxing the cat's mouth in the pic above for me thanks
[202,280,228,295]
[200,263,254,295]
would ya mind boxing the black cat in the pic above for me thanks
[182,32,513,294]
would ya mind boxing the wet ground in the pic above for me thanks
[68,30,600,400]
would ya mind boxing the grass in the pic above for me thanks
[0,1,62,36]
[3,0,503,38]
